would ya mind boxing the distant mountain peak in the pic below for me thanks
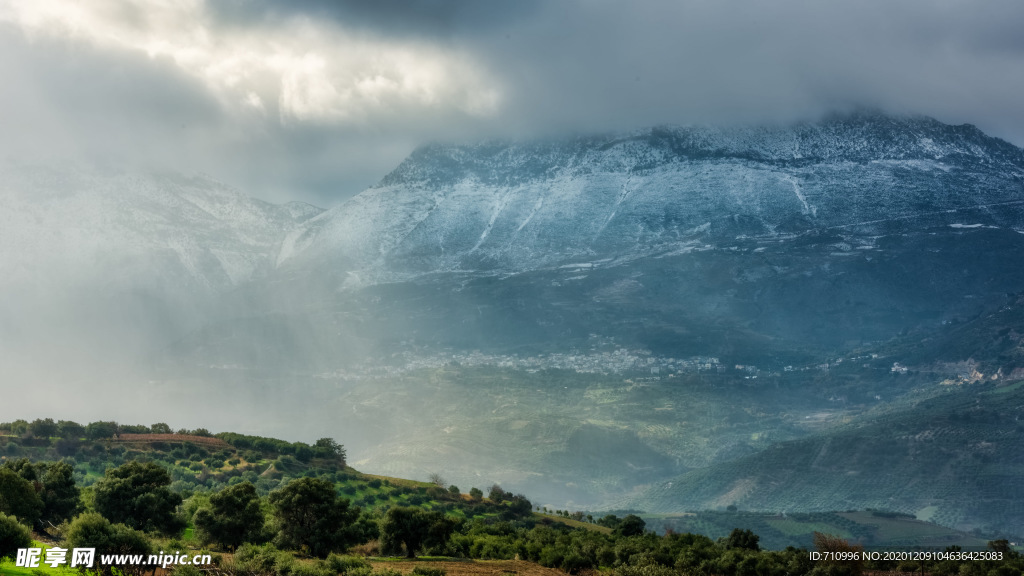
[281,113,1024,281]
[374,113,1022,193]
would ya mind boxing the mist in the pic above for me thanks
[4,1,1024,515]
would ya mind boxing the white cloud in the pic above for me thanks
[1,0,501,125]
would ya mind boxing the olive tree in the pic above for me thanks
[269,477,361,558]
[94,462,183,535]
[0,512,32,563]
[194,481,265,550]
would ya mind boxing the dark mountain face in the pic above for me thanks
[624,294,1024,535]
[185,112,1024,369]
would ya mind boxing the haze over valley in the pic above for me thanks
[3,112,1024,537]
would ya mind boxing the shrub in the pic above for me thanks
[327,554,372,575]
[231,542,294,575]
[349,539,381,557]
[812,532,864,576]
[411,566,447,576]
[0,512,32,562]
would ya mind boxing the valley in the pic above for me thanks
[3,112,1024,541]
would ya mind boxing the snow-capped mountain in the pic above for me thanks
[279,112,1024,283]
[6,112,1021,298]
[4,112,1024,366]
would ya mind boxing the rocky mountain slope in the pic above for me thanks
[278,112,1024,284]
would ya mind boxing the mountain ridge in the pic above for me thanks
[278,112,1024,284]
[379,112,1024,189]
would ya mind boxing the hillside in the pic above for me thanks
[0,419,1006,555]
[624,379,1024,537]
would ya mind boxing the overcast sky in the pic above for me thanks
[2,0,1023,206]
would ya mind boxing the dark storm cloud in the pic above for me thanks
[460,1,1024,144]
[203,0,1024,150]
[206,0,542,39]
[2,0,1024,205]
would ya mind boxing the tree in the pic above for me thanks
[150,423,172,434]
[57,420,86,439]
[469,487,483,501]
[86,421,119,440]
[66,512,153,576]
[501,494,533,520]
[194,481,265,551]
[93,461,183,535]
[1,458,39,482]
[725,528,760,551]
[0,468,43,525]
[615,514,647,537]
[269,477,361,558]
[488,484,507,503]
[7,420,29,435]
[28,418,58,438]
[988,539,1020,559]
[0,512,32,563]
[40,461,81,523]
[314,438,346,463]
[381,507,456,558]
[294,444,313,463]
